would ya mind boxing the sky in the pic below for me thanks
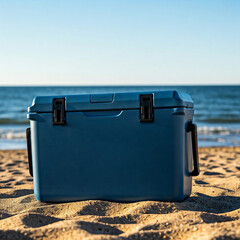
[0,0,239,86]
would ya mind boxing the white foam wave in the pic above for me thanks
[0,129,26,140]
[198,126,240,135]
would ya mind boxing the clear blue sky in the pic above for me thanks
[0,0,239,86]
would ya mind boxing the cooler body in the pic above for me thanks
[27,90,199,202]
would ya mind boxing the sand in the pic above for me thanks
[0,147,240,240]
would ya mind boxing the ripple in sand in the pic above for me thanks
[76,220,123,235]
[77,201,111,216]
[0,179,15,183]
[0,212,13,220]
[203,171,223,176]
[21,213,62,228]
[0,230,32,240]
[98,214,137,224]
[0,189,33,199]
[200,213,237,224]
[195,180,208,185]
[139,221,174,232]
[20,195,35,204]
[181,193,240,214]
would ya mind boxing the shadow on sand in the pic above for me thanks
[177,192,240,214]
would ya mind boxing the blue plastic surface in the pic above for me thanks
[28,90,195,202]
[28,90,193,113]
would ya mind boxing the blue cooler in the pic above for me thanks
[27,90,199,202]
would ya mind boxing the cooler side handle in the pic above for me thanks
[26,128,33,177]
[187,122,200,176]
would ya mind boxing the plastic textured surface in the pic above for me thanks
[28,90,195,202]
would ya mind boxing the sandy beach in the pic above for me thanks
[0,147,239,239]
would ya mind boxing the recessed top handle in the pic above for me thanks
[90,94,114,103]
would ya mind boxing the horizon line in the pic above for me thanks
[0,84,239,87]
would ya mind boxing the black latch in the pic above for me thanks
[140,94,154,122]
[53,98,66,125]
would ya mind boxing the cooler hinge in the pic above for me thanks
[52,98,66,125]
[140,94,154,122]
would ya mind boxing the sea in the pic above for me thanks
[0,86,239,149]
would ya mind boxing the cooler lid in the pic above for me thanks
[28,90,193,113]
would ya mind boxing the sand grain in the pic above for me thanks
[0,147,240,239]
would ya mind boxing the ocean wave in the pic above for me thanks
[198,126,240,135]
[0,118,29,125]
[0,129,26,140]
[197,118,240,123]
[198,137,227,143]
